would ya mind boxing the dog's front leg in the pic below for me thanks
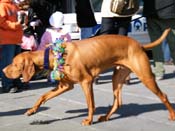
[25,83,73,116]
[81,80,95,126]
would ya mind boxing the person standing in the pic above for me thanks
[26,0,62,44]
[0,0,24,93]
[143,0,175,80]
[96,0,139,84]
[36,11,71,82]
[98,0,134,35]
[75,0,97,39]
[38,11,71,50]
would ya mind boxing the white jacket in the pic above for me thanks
[101,0,137,18]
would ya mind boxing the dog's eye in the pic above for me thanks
[19,69,23,73]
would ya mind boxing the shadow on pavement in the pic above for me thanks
[0,107,49,117]
[28,103,175,125]
[95,72,175,85]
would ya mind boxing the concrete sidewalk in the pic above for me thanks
[0,64,175,131]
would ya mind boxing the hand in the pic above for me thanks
[30,19,41,27]
[17,12,28,25]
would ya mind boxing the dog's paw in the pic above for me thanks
[24,108,36,116]
[81,118,92,126]
[169,112,175,121]
[98,115,109,122]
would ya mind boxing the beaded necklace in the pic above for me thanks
[49,38,66,82]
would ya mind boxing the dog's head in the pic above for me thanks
[3,52,35,82]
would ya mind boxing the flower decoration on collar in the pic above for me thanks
[49,37,66,82]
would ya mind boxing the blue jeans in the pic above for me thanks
[80,27,94,39]
[162,40,171,62]
[1,45,22,89]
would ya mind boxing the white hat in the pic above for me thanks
[49,11,64,28]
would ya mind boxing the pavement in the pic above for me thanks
[0,64,175,131]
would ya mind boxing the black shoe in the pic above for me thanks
[14,82,30,91]
[2,87,10,93]
[22,82,30,90]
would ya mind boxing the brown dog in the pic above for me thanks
[3,28,175,125]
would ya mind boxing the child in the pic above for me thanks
[34,11,71,81]
[38,11,71,50]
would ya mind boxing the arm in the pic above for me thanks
[38,31,52,50]
[0,5,22,30]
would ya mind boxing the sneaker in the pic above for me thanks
[155,74,164,80]
[154,62,165,80]
[14,82,30,91]
[164,60,174,65]
[9,87,19,93]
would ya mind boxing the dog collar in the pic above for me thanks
[49,38,66,82]
[44,47,50,70]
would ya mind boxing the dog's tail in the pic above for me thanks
[142,28,171,50]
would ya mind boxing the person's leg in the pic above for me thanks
[164,19,175,65]
[94,17,117,84]
[80,27,93,39]
[116,17,131,35]
[146,17,165,79]
[1,45,16,92]
[99,17,117,35]
[0,46,2,78]
[162,39,171,63]
[111,17,132,84]
[13,45,23,89]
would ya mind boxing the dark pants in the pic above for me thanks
[98,17,131,35]
[1,45,22,89]
[146,17,175,76]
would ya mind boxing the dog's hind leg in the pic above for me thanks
[140,76,175,120]
[25,82,73,116]
[131,54,175,121]
[98,66,131,122]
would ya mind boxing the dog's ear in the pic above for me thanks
[22,58,35,82]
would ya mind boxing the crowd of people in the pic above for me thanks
[0,0,175,93]
[0,0,97,93]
